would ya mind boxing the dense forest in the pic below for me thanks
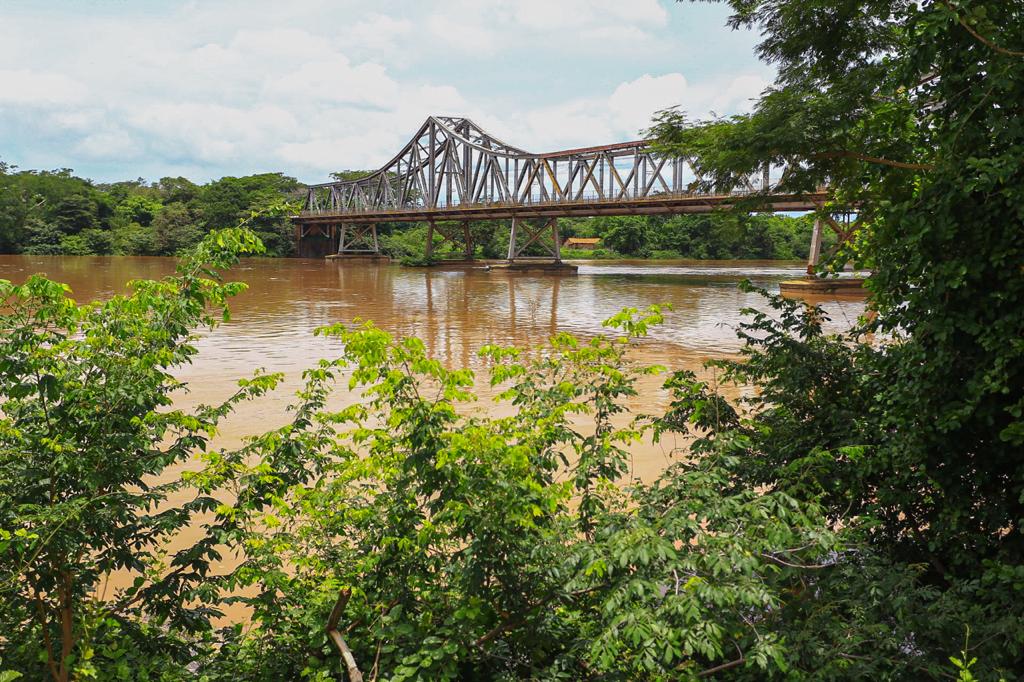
[0,162,301,257]
[0,161,821,261]
[558,213,817,260]
[383,213,822,262]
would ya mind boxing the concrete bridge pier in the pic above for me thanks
[463,221,474,260]
[806,217,823,275]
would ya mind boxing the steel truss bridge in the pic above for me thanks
[293,116,833,263]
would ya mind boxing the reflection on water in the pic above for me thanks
[0,254,865,381]
[0,255,865,464]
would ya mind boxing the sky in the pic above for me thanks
[0,0,772,185]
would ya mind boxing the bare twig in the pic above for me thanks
[59,571,73,682]
[34,594,61,682]
[760,552,832,570]
[327,589,364,682]
[476,614,524,647]
[812,150,933,171]
[945,3,1024,57]
[370,640,383,682]
[697,656,746,678]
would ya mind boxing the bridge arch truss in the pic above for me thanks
[295,115,831,262]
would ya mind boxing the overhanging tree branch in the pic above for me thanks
[327,589,364,682]
[812,150,933,171]
[697,655,746,677]
[943,2,1024,57]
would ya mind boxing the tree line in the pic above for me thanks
[0,164,301,257]
[0,162,822,262]
[557,213,823,260]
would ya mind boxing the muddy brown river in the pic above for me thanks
[0,255,865,611]
[0,255,865,462]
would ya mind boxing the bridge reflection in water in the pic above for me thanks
[0,253,864,470]
[292,116,836,266]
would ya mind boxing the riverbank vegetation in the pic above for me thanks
[0,228,912,680]
[2,0,1022,679]
[378,213,827,264]
[0,167,301,258]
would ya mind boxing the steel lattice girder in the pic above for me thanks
[300,116,825,221]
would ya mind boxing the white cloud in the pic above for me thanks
[688,74,770,116]
[609,73,691,135]
[488,71,769,155]
[607,72,769,133]
[0,1,770,181]
[124,102,300,162]
[0,69,87,106]
[511,0,666,31]
[74,128,141,160]
[338,15,414,54]
[264,58,400,108]
[425,15,499,55]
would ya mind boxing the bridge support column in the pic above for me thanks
[425,221,435,260]
[552,218,562,263]
[335,223,382,257]
[507,218,518,261]
[463,221,473,260]
[506,217,562,263]
[781,213,866,297]
[806,217,823,275]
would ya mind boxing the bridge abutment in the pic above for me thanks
[295,222,334,259]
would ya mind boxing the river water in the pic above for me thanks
[1,255,866,611]
[0,255,865,478]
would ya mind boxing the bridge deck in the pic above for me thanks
[294,190,829,225]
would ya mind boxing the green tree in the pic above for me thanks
[648,0,1024,675]
[150,202,202,255]
[197,173,300,230]
[0,171,31,253]
[329,169,375,182]
[155,176,200,205]
[110,222,156,256]
[114,195,162,228]
[0,228,271,680]
[53,195,98,235]
[601,216,649,256]
[21,219,65,255]
[181,305,837,681]
[195,174,301,257]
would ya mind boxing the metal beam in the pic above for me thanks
[294,115,841,261]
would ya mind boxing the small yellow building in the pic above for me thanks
[563,237,601,250]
